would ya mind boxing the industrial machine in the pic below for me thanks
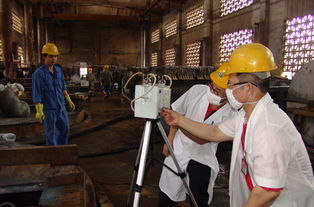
[287,60,314,162]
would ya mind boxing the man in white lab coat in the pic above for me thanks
[162,43,314,207]
[158,63,235,207]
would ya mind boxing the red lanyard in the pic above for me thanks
[241,123,254,191]
[241,123,247,151]
[241,123,283,192]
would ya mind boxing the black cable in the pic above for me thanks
[22,113,133,145]
[79,139,163,158]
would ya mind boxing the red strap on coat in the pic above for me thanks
[241,124,283,192]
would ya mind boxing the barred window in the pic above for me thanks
[220,0,254,17]
[165,20,177,38]
[282,14,314,79]
[12,12,23,34]
[165,48,176,66]
[0,40,3,61]
[186,42,201,66]
[151,29,160,43]
[186,6,204,29]
[151,52,158,67]
[219,29,253,64]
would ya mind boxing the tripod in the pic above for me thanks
[126,120,198,207]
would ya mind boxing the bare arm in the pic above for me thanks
[180,128,209,144]
[243,186,280,207]
[162,108,232,142]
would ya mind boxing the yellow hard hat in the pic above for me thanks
[42,43,59,55]
[225,43,277,75]
[210,62,229,89]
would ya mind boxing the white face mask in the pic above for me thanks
[226,83,258,110]
[226,88,243,110]
[207,87,222,106]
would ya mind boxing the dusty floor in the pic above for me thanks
[69,92,231,207]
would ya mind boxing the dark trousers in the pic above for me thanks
[158,159,211,207]
[43,109,69,145]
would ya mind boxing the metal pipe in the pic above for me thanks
[37,18,41,64]
[23,1,29,66]
[140,24,146,67]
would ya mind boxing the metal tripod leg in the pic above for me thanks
[157,121,199,207]
[130,120,152,207]
[126,124,146,207]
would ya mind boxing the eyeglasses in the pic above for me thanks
[209,82,224,95]
[227,81,257,88]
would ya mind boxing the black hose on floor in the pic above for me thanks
[79,122,165,158]
[70,114,133,139]
[79,139,163,158]
[25,113,133,145]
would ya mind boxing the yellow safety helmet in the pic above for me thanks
[225,43,277,75]
[210,62,229,89]
[42,43,59,55]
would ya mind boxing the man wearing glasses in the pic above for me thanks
[158,63,235,207]
[162,43,313,207]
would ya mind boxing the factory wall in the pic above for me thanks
[151,0,209,66]
[148,0,314,76]
[1,0,142,76]
[43,2,142,69]
[48,20,141,69]
[211,0,284,75]
[1,0,313,77]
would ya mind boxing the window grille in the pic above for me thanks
[186,6,204,29]
[282,14,314,79]
[186,42,201,66]
[219,29,253,64]
[165,48,176,66]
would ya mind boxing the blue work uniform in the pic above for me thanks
[32,64,69,145]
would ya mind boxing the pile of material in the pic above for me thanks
[0,83,30,117]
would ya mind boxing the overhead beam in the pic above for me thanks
[141,0,162,17]
[54,13,140,23]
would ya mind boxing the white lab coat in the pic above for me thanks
[159,85,235,203]
[218,93,314,207]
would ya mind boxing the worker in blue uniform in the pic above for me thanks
[32,43,75,145]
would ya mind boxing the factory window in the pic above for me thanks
[220,0,254,16]
[219,29,253,64]
[151,29,160,43]
[165,48,176,66]
[17,46,26,67]
[0,40,3,61]
[282,14,314,79]
[11,12,23,34]
[165,20,177,38]
[186,41,201,67]
[151,52,158,67]
[186,6,204,29]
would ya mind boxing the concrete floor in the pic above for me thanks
[70,92,231,207]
